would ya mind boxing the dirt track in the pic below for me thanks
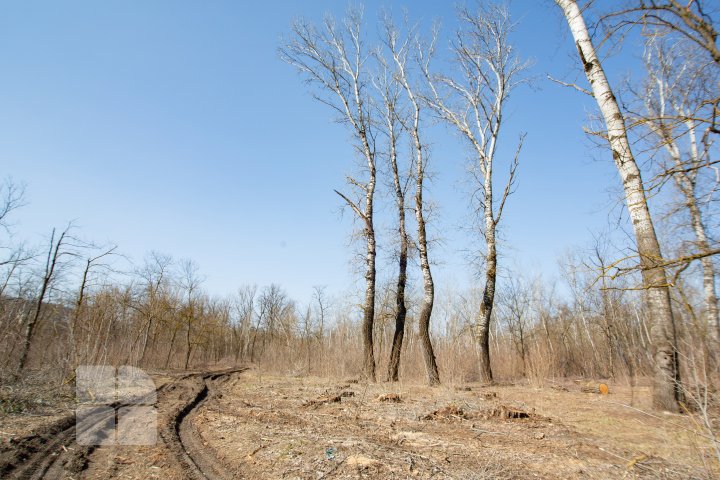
[0,368,247,479]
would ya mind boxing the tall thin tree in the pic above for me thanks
[281,8,379,380]
[384,19,441,385]
[421,3,526,383]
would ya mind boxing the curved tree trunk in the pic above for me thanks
[477,235,496,383]
[556,0,683,411]
[387,233,407,382]
[415,143,440,386]
[420,5,523,387]
[386,134,408,382]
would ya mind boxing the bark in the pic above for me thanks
[477,234,496,383]
[356,123,377,382]
[556,0,683,411]
[663,121,719,344]
[362,216,377,382]
[386,109,408,383]
[413,131,440,385]
[416,175,440,385]
[477,126,500,383]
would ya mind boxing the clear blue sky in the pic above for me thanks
[0,1,631,303]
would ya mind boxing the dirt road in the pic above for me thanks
[0,368,247,480]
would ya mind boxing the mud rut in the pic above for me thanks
[0,367,247,479]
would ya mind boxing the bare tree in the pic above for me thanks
[132,251,173,365]
[556,0,684,411]
[180,259,203,370]
[0,179,25,235]
[68,245,118,370]
[634,36,720,344]
[499,277,532,376]
[600,0,720,65]
[421,3,526,383]
[373,24,412,382]
[0,179,32,320]
[281,8,379,380]
[232,284,257,363]
[17,224,76,373]
[312,285,329,342]
[384,18,441,385]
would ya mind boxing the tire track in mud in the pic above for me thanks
[0,367,247,479]
[163,369,246,480]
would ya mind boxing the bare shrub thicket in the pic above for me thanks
[0,238,686,386]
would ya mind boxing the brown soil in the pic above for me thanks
[0,372,716,479]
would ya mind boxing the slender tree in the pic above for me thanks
[374,40,411,382]
[180,259,203,370]
[384,19,441,385]
[637,37,720,344]
[17,224,75,373]
[281,8,379,380]
[421,3,526,383]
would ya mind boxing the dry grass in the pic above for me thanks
[188,372,716,479]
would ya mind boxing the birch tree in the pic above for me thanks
[556,0,684,411]
[383,19,441,385]
[281,8,379,380]
[421,3,526,383]
[637,37,720,344]
[373,39,411,382]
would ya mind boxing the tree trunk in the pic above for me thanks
[360,128,377,382]
[362,220,377,382]
[477,237,496,383]
[477,157,498,383]
[416,145,440,386]
[556,0,683,411]
[139,314,153,365]
[164,327,178,369]
[386,142,408,382]
[184,315,192,371]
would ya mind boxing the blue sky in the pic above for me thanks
[0,1,631,303]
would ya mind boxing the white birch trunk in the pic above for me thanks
[556,0,683,411]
